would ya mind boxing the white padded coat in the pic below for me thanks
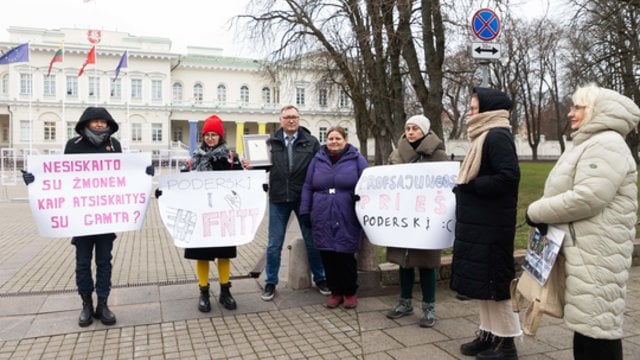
[527,89,640,339]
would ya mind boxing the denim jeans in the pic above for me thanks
[265,201,326,285]
[74,234,114,298]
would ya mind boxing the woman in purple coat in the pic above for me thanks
[299,126,368,309]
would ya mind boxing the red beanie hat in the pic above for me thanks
[201,115,224,138]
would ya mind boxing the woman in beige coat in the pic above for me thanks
[385,115,448,327]
[526,84,640,360]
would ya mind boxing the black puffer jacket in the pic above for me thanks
[267,127,320,203]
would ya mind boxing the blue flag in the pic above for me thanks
[113,50,128,82]
[0,43,29,64]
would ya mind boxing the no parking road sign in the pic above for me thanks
[471,8,501,41]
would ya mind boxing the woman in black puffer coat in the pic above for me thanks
[450,87,521,360]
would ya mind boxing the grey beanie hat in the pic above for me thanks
[406,115,431,135]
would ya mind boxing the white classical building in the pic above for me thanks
[0,26,356,160]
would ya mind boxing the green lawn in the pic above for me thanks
[375,161,639,262]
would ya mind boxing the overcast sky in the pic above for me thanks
[2,0,555,58]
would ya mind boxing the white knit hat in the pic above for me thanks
[406,115,431,135]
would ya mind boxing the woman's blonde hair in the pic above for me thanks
[572,83,600,125]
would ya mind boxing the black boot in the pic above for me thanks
[219,282,237,310]
[460,330,493,356]
[78,293,94,327]
[94,297,116,325]
[476,336,518,360]
[198,284,211,312]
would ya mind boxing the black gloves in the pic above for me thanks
[154,188,163,199]
[525,211,548,235]
[299,214,312,228]
[262,183,269,192]
[20,170,34,185]
[146,165,155,176]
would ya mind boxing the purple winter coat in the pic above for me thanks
[299,144,368,253]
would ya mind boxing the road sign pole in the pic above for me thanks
[480,62,489,87]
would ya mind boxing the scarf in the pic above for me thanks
[457,110,511,184]
[192,144,230,171]
[83,127,111,147]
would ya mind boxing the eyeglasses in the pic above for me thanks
[203,133,220,138]
[281,115,300,120]
[570,105,587,112]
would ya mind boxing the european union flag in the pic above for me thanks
[0,43,29,65]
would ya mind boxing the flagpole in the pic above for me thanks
[28,41,32,155]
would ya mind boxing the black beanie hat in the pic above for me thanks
[474,87,512,113]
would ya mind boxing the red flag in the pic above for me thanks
[77,46,96,77]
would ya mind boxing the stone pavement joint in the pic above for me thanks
[1,183,640,359]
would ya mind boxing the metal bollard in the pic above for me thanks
[287,237,312,290]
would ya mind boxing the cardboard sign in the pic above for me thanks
[157,170,267,248]
[26,153,152,237]
[355,162,459,249]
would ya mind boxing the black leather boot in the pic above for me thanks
[78,293,94,327]
[219,282,237,310]
[94,297,116,325]
[198,284,211,312]
[476,336,518,360]
[460,330,493,356]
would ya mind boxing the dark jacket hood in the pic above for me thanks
[474,87,512,113]
[75,107,119,135]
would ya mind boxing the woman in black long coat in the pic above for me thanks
[187,114,242,312]
[450,87,521,360]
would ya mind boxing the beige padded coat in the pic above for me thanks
[527,89,640,339]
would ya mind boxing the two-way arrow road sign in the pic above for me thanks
[470,42,501,60]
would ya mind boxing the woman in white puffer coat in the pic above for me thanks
[526,84,640,360]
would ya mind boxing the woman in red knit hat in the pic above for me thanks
[187,114,242,311]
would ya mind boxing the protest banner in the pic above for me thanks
[354,162,458,249]
[157,170,267,248]
[26,153,152,237]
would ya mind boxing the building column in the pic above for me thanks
[235,122,245,156]
[188,119,198,155]
[258,123,267,135]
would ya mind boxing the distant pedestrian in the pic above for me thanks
[187,114,242,312]
[242,105,329,301]
[450,88,521,359]
[299,126,367,309]
[385,115,447,327]
[526,84,640,360]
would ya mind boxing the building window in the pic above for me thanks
[152,80,162,101]
[193,83,203,104]
[240,85,249,105]
[172,127,183,142]
[318,88,328,108]
[217,84,226,105]
[152,123,162,142]
[131,123,142,142]
[43,121,56,141]
[89,76,100,98]
[261,87,271,105]
[43,75,56,97]
[66,122,75,140]
[66,76,78,97]
[296,87,305,106]
[1,74,8,95]
[172,82,182,104]
[20,120,31,141]
[131,79,142,99]
[339,89,350,108]
[319,126,327,144]
[20,73,32,95]
[1,123,8,142]
[110,78,122,98]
